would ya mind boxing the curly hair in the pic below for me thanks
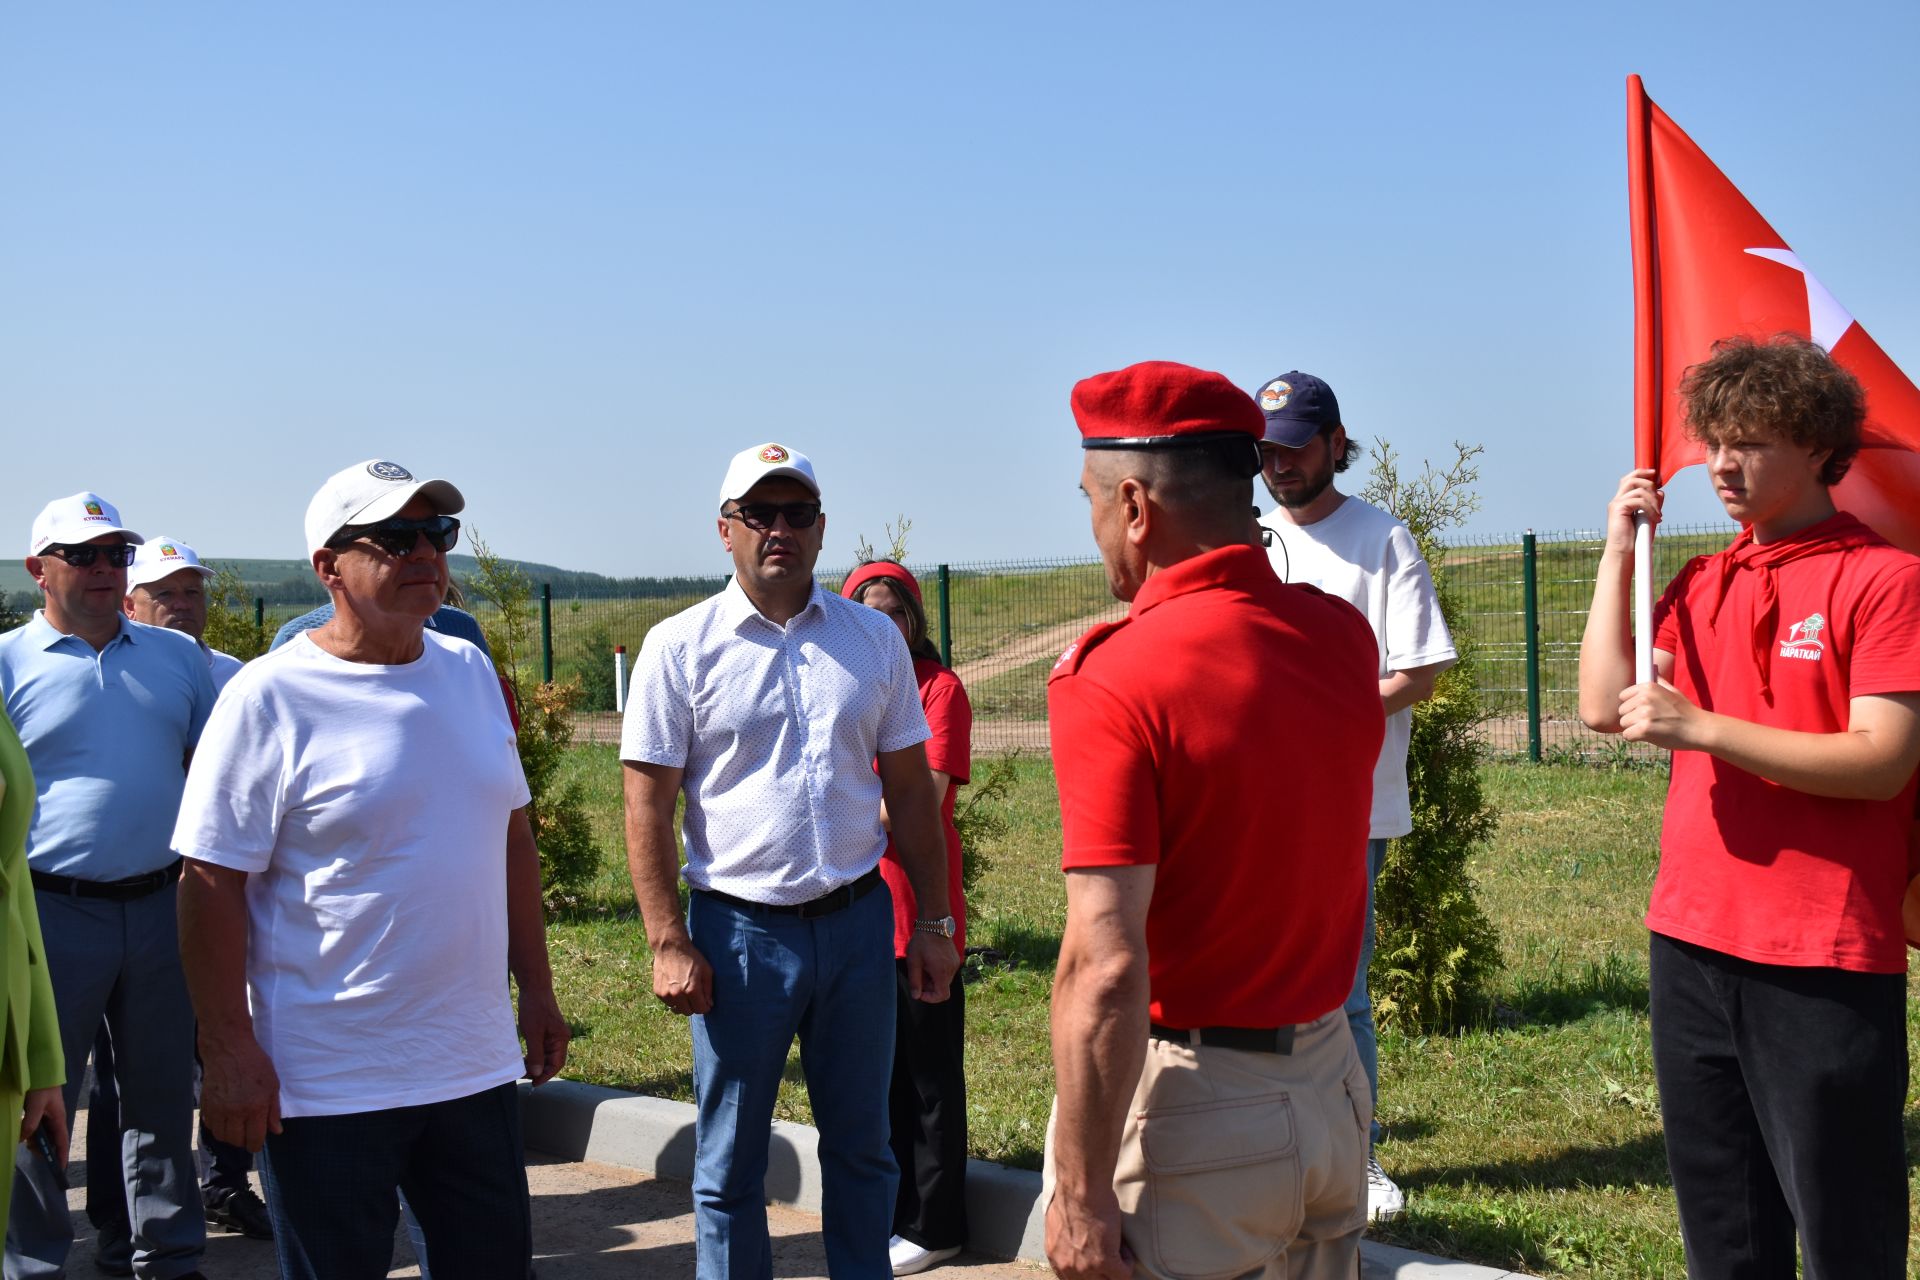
[1679,334,1865,486]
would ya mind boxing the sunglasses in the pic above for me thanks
[724,502,823,532]
[41,543,137,569]
[329,514,461,557]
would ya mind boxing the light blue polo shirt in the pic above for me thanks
[0,612,217,879]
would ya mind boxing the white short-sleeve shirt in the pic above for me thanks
[621,578,930,904]
[172,631,531,1117]
[1261,497,1457,839]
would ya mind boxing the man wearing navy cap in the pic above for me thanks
[1255,371,1456,1223]
[1045,363,1383,1279]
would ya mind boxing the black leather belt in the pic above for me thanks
[698,867,882,920]
[1150,1022,1297,1055]
[31,859,183,902]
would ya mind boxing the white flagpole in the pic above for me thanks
[1633,511,1654,683]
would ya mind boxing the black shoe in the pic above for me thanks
[90,1221,133,1276]
[203,1184,274,1239]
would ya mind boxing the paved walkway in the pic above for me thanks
[63,1100,1532,1278]
[63,1107,1042,1278]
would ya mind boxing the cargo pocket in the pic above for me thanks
[1138,1090,1299,1279]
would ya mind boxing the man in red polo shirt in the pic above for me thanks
[1579,335,1920,1279]
[1043,361,1384,1280]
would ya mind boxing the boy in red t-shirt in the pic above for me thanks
[1579,335,1920,1279]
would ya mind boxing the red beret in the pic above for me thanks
[840,560,922,603]
[1072,361,1265,449]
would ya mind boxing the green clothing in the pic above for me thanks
[0,709,64,1197]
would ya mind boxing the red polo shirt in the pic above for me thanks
[1651,512,1920,973]
[1049,544,1383,1026]
[879,658,972,957]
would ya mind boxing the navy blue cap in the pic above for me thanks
[1255,371,1341,448]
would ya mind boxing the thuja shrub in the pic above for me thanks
[1362,441,1503,1033]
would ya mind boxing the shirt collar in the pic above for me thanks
[27,610,138,651]
[718,575,826,632]
[1128,544,1275,619]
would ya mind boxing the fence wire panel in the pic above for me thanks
[1450,523,1736,757]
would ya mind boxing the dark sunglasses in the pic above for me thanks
[724,502,822,532]
[41,543,137,569]
[329,514,461,557]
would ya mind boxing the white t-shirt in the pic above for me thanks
[172,631,531,1117]
[1260,496,1456,839]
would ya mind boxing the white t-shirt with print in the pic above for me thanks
[1260,496,1457,839]
[172,631,531,1118]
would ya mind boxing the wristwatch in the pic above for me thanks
[914,915,957,938]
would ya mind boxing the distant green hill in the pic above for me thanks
[1,554,718,606]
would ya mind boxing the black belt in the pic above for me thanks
[31,859,183,902]
[1150,1022,1297,1055]
[698,867,882,920]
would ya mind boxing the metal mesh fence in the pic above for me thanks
[3,525,1741,760]
[515,528,1739,758]
[1439,522,1735,757]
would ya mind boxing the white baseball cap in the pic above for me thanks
[304,459,465,555]
[126,536,216,591]
[718,443,820,509]
[29,492,144,556]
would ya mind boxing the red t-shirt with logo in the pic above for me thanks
[1651,513,1920,973]
[1049,544,1383,1026]
[879,658,971,958]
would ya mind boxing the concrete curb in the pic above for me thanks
[519,1079,1538,1279]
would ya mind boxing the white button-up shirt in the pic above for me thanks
[620,577,930,904]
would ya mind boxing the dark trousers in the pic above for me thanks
[87,1025,255,1231]
[888,958,967,1251]
[257,1082,531,1280]
[1649,932,1908,1279]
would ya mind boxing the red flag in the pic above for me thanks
[1628,74,1920,553]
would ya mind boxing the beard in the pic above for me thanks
[1264,467,1335,510]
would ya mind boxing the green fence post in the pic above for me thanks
[540,584,554,683]
[1522,530,1542,762]
[937,565,952,667]
[254,597,265,644]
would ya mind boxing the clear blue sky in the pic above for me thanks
[5,3,1916,576]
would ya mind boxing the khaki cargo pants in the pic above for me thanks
[1045,1011,1370,1279]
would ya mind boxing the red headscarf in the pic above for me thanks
[840,560,922,603]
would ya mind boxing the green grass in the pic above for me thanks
[540,746,1920,1279]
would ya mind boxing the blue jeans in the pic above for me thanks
[687,883,897,1280]
[1342,838,1388,1151]
[257,1081,530,1280]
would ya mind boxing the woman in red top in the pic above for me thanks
[840,561,971,1276]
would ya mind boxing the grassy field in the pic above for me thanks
[539,745,1920,1278]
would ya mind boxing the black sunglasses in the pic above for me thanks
[329,514,461,557]
[724,502,823,532]
[42,543,137,569]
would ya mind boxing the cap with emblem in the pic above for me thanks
[127,537,215,591]
[718,443,821,509]
[1256,371,1342,448]
[304,460,466,555]
[29,492,144,556]
[1072,361,1265,451]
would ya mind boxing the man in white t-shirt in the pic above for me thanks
[172,460,569,1280]
[1255,371,1457,1224]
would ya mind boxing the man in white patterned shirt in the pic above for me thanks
[621,443,959,1280]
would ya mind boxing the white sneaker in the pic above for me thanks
[1365,1155,1406,1223]
[889,1233,962,1276]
